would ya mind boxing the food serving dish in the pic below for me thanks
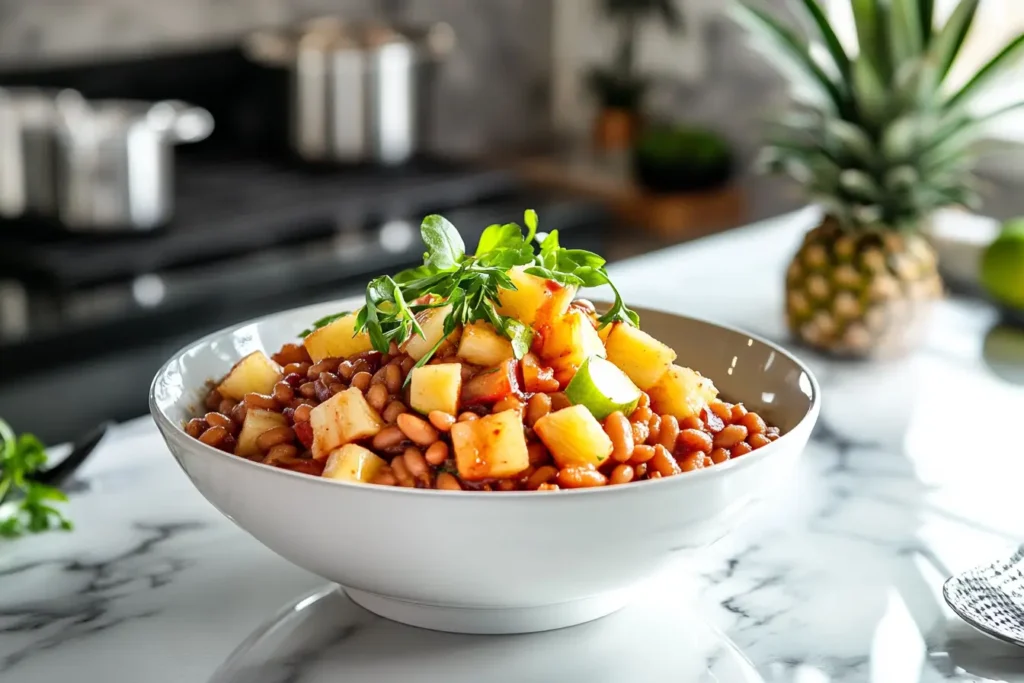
[150,212,820,634]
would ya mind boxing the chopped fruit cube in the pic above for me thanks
[218,351,282,401]
[534,405,613,469]
[409,363,462,416]
[309,387,385,460]
[564,356,641,420]
[457,321,514,367]
[647,364,718,420]
[302,313,374,363]
[235,409,287,458]
[521,352,560,393]
[322,444,388,483]
[496,267,576,327]
[539,309,606,385]
[401,305,457,361]
[604,323,677,390]
[450,409,530,481]
[462,358,522,405]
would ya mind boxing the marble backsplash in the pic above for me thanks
[0,0,554,154]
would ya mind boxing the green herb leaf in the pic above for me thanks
[524,209,539,243]
[0,418,73,539]
[476,223,523,255]
[421,215,465,271]
[298,311,350,338]
[503,318,534,359]
[524,266,584,287]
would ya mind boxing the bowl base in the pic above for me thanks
[343,587,633,634]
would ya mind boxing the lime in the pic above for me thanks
[981,219,1024,310]
[565,356,641,420]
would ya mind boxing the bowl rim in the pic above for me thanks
[149,298,821,499]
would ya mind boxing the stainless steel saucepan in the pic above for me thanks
[244,19,454,166]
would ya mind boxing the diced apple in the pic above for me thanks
[604,323,677,390]
[496,266,576,327]
[218,351,282,401]
[462,358,521,405]
[647,364,719,420]
[302,313,374,363]
[322,444,388,483]
[401,305,457,361]
[235,409,287,458]
[457,322,514,367]
[409,363,462,416]
[534,405,613,469]
[309,387,385,460]
[539,309,606,385]
[450,409,530,481]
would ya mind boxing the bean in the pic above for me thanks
[351,371,372,392]
[493,395,524,414]
[230,402,247,425]
[731,403,749,421]
[385,364,402,394]
[336,361,355,381]
[704,410,725,433]
[527,465,559,489]
[400,356,416,375]
[218,398,236,416]
[709,401,733,422]
[205,389,223,411]
[527,442,551,466]
[372,426,406,451]
[651,444,681,477]
[710,447,730,464]
[199,425,229,448]
[713,425,748,449]
[604,412,634,463]
[314,380,332,404]
[680,451,706,471]
[457,412,479,422]
[272,382,295,405]
[272,343,309,366]
[371,467,398,486]
[647,414,662,444]
[428,411,456,432]
[740,412,767,435]
[556,467,607,488]
[205,411,233,430]
[283,372,305,388]
[425,442,449,466]
[629,444,656,464]
[549,392,571,411]
[243,393,278,410]
[388,341,400,356]
[293,403,313,423]
[383,400,407,424]
[658,415,679,452]
[609,464,634,485]
[536,483,560,491]
[391,455,416,487]
[309,358,340,377]
[367,383,389,412]
[649,471,663,480]
[403,447,431,481]
[525,393,552,427]
[733,441,754,457]
[283,362,311,376]
[298,382,317,399]
[631,405,653,424]
[397,413,439,447]
[460,364,476,382]
[256,425,295,452]
[436,472,462,491]
[497,480,518,491]
[637,392,650,409]
[747,433,771,450]
[634,463,647,478]
[264,443,298,464]
[329,382,346,396]
[680,415,704,431]
[631,421,650,445]
[185,417,208,438]
[678,428,713,453]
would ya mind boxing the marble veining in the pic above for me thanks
[2,208,1024,682]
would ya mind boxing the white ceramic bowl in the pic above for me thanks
[150,299,820,635]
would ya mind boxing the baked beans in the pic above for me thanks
[382,400,407,424]
[604,412,634,463]
[525,393,552,427]
[557,467,607,488]
[428,410,456,432]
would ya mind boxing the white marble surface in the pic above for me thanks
[4,208,1024,682]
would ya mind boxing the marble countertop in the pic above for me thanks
[4,208,1024,682]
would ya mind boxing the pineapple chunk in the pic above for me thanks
[457,322,514,367]
[540,309,606,384]
[309,387,385,460]
[217,351,282,401]
[496,266,576,327]
[235,409,287,458]
[534,405,613,469]
[647,364,718,420]
[409,363,462,416]
[302,313,374,363]
[604,323,677,390]
[401,304,456,361]
[322,444,388,483]
[450,409,530,481]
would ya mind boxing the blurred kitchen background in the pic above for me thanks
[1,0,1023,442]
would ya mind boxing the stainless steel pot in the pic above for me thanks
[244,19,454,166]
[54,99,213,232]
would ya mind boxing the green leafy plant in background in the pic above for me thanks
[0,419,72,538]
[731,0,1024,358]
[632,125,735,192]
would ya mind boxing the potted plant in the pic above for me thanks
[632,125,734,193]
[588,0,684,150]
[732,0,1024,358]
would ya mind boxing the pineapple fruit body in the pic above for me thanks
[786,219,943,358]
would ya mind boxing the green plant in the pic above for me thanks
[632,125,735,192]
[0,419,72,538]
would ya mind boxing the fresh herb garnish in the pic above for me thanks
[0,419,72,538]
[337,210,637,371]
[299,311,351,339]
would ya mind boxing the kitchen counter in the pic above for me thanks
[3,207,1024,682]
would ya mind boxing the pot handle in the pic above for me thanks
[148,101,215,144]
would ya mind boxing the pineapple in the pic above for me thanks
[647,365,718,421]
[218,351,282,401]
[402,304,458,361]
[534,405,614,469]
[322,444,388,483]
[409,363,463,416]
[733,0,1024,356]
[450,409,531,481]
[309,387,385,460]
[496,266,577,327]
[303,313,374,363]
[457,322,514,367]
[540,309,606,385]
[235,409,287,458]
[603,323,676,390]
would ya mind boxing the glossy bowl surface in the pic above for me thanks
[150,299,820,634]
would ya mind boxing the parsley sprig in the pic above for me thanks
[0,419,72,538]
[314,210,638,371]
